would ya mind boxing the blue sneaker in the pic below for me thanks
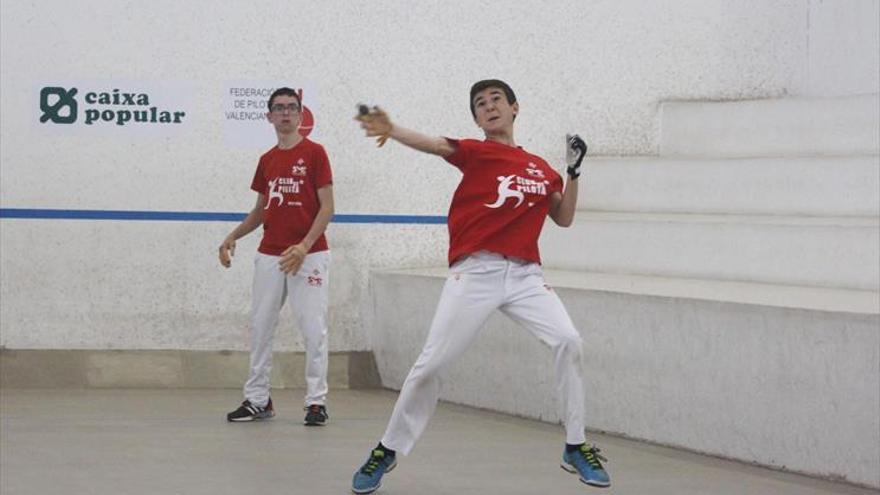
[561,444,611,488]
[352,448,397,494]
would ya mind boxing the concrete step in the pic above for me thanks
[580,155,880,216]
[388,266,879,314]
[369,267,880,487]
[0,349,381,389]
[539,212,880,290]
[659,94,880,157]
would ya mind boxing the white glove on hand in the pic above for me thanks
[565,133,588,179]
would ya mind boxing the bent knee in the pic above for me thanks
[406,360,442,383]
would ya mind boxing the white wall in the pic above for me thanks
[805,0,880,96]
[1,0,877,351]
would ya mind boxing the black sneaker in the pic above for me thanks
[303,404,328,426]
[226,398,275,422]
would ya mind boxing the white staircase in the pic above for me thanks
[542,94,880,292]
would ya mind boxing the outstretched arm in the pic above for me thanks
[219,193,267,267]
[355,105,455,157]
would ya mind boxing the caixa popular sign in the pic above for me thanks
[38,82,191,130]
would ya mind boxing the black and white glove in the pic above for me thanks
[565,133,588,179]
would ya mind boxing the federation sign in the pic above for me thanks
[223,81,317,148]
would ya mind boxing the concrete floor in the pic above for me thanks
[1,388,876,495]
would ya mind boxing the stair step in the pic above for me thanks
[540,212,880,291]
[580,155,879,216]
[659,94,880,157]
[378,266,879,314]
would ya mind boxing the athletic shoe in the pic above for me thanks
[561,444,611,488]
[304,404,329,426]
[226,398,275,422]
[352,448,397,494]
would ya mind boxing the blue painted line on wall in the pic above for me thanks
[0,208,447,224]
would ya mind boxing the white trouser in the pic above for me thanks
[381,251,586,455]
[244,250,330,408]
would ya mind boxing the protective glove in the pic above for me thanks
[565,133,588,179]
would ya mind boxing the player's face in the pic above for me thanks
[267,95,302,134]
[472,88,518,133]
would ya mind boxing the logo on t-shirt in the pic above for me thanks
[525,162,546,178]
[265,177,304,209]
[291,158,307,176]
[485,175,525,209]
[485,173,550,209]
[266,178,284,209]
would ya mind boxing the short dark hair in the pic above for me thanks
[469,79,516,118]
[267,87,301,111]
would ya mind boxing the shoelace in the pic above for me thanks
[305,405,324,416]
[360,450,386,474]
[579,445,608,469]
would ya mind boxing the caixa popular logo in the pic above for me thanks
[39,86,186,126]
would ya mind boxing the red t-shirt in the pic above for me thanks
[443,138,563,266]
[250,138,333,256]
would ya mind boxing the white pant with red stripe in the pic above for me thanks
[381,251,586,455]
[244,250,330,408]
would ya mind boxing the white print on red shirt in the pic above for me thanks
[264,176,305,210]
[291,158,307,176]
[266,178,284,209]
[485,173,550,209]
[525,161,546,178]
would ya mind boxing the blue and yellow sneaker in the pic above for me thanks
[561,444,611,488]
[352,447,397,494]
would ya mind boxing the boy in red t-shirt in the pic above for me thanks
[350,80,610,493]
[219,87,334,426]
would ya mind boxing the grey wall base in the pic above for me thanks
[0,350,380,389]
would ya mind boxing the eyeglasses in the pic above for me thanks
[271,103,300,113]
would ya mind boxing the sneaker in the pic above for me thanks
[226,398,275,422]
[561,444,611,488]
[304,404,329,426]
[352,448,397,494]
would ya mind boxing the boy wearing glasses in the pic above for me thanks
[219,87,334,426]
[351,79,610,493]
